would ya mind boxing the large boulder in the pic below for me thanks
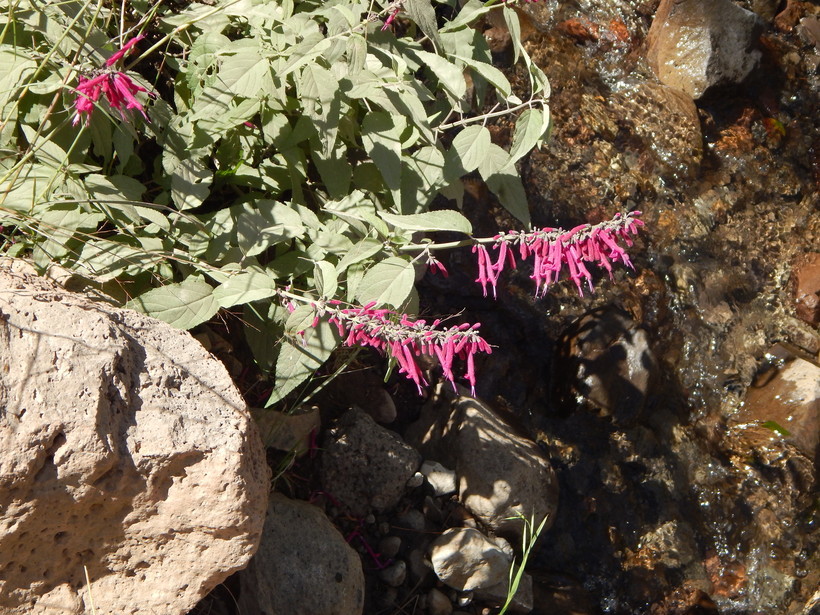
[0,264,270,615]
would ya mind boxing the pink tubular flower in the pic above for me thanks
[72,35,152,126]
[475,211,644,297]
[310,301,491,395]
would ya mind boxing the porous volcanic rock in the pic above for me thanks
[0,264,270,615]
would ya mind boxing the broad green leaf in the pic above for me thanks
[127,277,219,330]
[356,256,415,308]
[218,45,273,98]
[213,270,277,307]
[415,50,466,100]
[170,157,212,211]
[509,107,551,163]
[404,0,443,50]
[502,6,522,65]
[337,237,384,272]
[379,210,472,234]
[314,261,338,298]
[243,301,287,374]
[451,125,491,173]
[285,304,318,336]
[268,319,339,405]
[477,142,513,178]
[485,170,531,226]
[459,57,513,100]
[441,0,493,31]
[362,112,405,200]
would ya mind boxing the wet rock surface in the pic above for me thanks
[647,0,763,98]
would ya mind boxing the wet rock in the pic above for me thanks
[320,407,421,516]
[610,82,703,180]
[735,344,820,460]
[791,252,820,326]
[557,308,656,424]
[647,0,763,98]
[430,528,511,592]
[408,395,559,542]
[627,520,699,570]
[421,459,458,496]
[0,265,269,615]
[648,583,719,615]
[239,493,364,615]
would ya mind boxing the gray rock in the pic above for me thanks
[421,459,458,496]
[321,408,421,516]
[378,535,402,559]
[408,396,558,543]
[379,559,407,587]
[239,493,365,615]
[430,527,512,592]
[647,0,763,98]
[0,264,270,615]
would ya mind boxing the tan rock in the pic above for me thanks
[0,265,269,615]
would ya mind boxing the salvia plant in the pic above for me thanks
[0,0,643,406]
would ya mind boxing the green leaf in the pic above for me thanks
[170,157,212,211]
[244,301,287,374]
[761,421,791,437]
[484,171,531,226]
[213,270,277,307]
[314,261,338,298]
[268,320,339,405]
[404,0,443,49]
[126,277,219,330]
[451,125,492,173]
[509,107,550,162]
[415,50,466,100]
[459,57,513,100]
[502,6,522,65]
[362,112,405,201]
[337,237,384,272]
[379,210,472,234]
[356,256,415,308]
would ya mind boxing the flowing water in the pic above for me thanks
[421,1,818,612]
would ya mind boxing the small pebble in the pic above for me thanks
[427,587,453,615]
[406,471,425,489]
[457,591,473,607]
[395,508,426,532]
[379,559,407,587]
[378,535,402,559]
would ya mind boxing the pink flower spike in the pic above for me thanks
[105,34,145,67]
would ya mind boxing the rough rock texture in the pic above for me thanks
[320,407,421,516]
[0,264,270,615]
[647,0,763,98]
[430,528,511,592]
[239,493,365,615]
[408,395,558,542]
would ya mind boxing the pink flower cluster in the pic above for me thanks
[73,36,151,126]
[316,301,491,395]
[472,211,644,298]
